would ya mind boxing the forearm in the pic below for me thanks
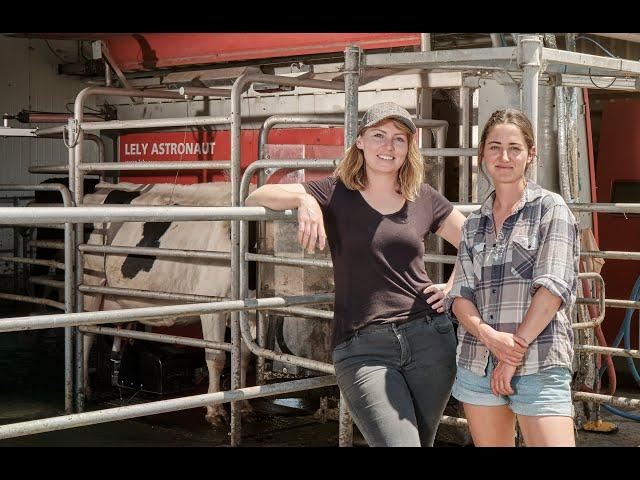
[515,286,563,345]
[245,185,306,210]
[452,297,491,344]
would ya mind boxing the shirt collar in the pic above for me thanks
[479,181,544,217]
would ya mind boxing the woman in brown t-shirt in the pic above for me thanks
[246,102,465,446]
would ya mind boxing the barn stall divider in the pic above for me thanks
[2,71,355,446]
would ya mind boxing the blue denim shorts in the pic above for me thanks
[451,360,574,417]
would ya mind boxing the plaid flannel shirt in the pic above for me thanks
[444,182,579,376]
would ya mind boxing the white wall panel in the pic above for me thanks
[0,36,98,276]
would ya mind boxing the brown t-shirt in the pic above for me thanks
[303,176,454,348]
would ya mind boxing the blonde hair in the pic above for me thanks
[334,119,424,201]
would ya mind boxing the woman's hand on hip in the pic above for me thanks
[297,194,326,253]
[424,284,446,313]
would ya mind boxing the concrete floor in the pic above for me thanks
[1,302,639,447]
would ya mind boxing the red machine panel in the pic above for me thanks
[595,101,640,348]
[119,128,344,184]
[103,33,421,71]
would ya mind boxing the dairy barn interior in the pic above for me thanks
[0,32,639,447]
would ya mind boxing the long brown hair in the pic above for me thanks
[334,119,423,201]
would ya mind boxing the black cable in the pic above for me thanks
[575,35,617,58]
[587,68,618,89]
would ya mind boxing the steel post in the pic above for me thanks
[519,35,542,182]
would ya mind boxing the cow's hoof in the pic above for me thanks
[205,410,230,429]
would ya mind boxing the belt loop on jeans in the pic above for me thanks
[425,314,433,325]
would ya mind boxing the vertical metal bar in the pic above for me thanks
[471,88,480,203]
[459,86,470,203]
[339,45,360,448]
[343,46,360,147]
[72,100,85,413]
[519,34,542,183]
[64,222,74,413]
[105,63,112,87]
[418,34,440,281]
[419,33,433,152]
[230,75,246,447]
[12,198,19,293]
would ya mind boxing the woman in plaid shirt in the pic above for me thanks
[444,109,580,446]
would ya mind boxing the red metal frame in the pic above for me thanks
[102,33,421,71]
[595,100,640,348]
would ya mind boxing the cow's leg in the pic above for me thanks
[83,333,95,400]
[239,313,257,420]
[200,312,229,428]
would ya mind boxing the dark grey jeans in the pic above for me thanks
[332,314,457,447]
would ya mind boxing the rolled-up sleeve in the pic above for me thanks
[530,204,579,307]
[444,223,476,319]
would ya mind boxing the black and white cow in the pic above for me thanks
[81,181,255,427]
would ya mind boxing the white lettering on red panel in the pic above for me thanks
[123,142,215,158]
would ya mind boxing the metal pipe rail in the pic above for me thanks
[0,183,74,413]
[79,244,231,261]
[258,115,345,163]
[420,148,477,157]
[29,276,64,289]
[264,306,333,320]
[0,255,64,270]
[240,159,338,202]
[79,325,231,352]
[0,294,334,333]
[245,253,332,269]
[452,202,640,215]
[79,284,225,303]
[573,272,605,329]
[0,206,297,225]
[28,165,100,175]
[581,250,640,261]
[579,298,640,310]
[246,252,458,269]
[28,240,65,250]
[575,344,640,359]
[178,86,231,98]
[0,375,337,440]
[363,45,640,76]
[78,116,231,132]
[572,392,640,411]
[0,292,64,310]
[79,161,231,172]
[239,310,335,375]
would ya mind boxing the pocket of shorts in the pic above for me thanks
[510,235,537,279]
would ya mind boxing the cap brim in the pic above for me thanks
[358,115,416,134]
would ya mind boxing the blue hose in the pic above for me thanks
[598,274,640,421]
